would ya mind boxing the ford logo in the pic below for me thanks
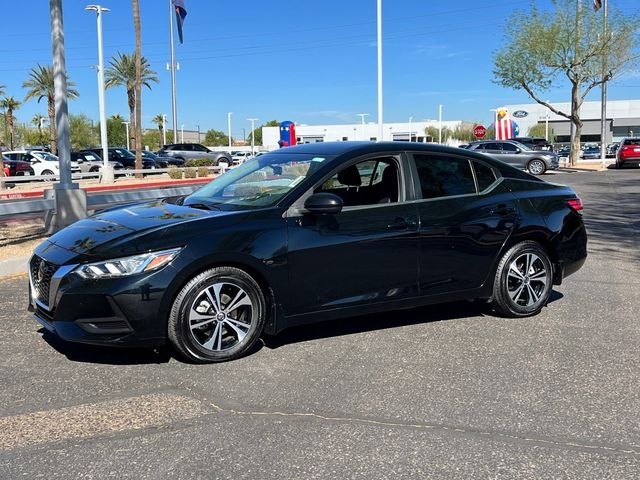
[513,110,528,118]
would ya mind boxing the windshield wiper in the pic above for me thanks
[185,200,222,211]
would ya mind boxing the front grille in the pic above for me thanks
[30,255,58,308]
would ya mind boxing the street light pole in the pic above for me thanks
[438,105,443,144]
[168,0,178,143]
[162,114,167,146]
[408,116,413,142]
[599,0,608,170]
[247,118,258,156]
[357,113,369,140]
[85,4,112,183]
[122,121,130,149]
[227,112,233,148]
[376,0,383,142]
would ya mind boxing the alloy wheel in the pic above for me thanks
[506,253,549,308]
[188,282,254,352]
[528,160,545,175]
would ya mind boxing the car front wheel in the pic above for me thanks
[491,241,553,317]
[527,159,547,175]
[168,266,266,363]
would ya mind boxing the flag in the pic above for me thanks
[494,119,519,140]
[594,0,602,12]
[173,0,187,44]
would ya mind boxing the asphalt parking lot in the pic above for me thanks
[1,168,639,479]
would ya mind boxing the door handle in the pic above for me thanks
[491,204,516,216]
[387,218,416,230]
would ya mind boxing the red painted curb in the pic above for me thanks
[0,177,211,200]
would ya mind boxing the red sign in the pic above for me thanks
[473,124,487,139]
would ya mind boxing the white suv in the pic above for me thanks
[3,150,80,177]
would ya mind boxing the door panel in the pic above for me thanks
[286,202,420,316]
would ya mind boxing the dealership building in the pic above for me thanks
[500,99,640,144]
[262,119,466,150]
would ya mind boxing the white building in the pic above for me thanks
[262,120,465,150]
[500,99,640,144]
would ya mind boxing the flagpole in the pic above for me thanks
[169,0,178,144]
[599,0,608,169]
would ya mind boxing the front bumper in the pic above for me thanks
[28,254,172,348]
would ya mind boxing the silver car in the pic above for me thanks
[467,140,559,175]
[157,143,231,165]
[70,151,124,175]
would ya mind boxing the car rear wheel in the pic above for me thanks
[527,159,546,175]
[42,169,54,176]
[168,266,266,363]
[491,241,553,317]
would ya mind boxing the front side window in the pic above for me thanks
[501,143,519,152]
[184,153,333,210]
[413,154,476,199]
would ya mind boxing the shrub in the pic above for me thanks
[184,167,197,179]
[197,167,209,178]
[185,158,215,167]
[168,167,183,180]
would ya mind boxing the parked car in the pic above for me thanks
[606,143,619,158]
[1,157,35,180]
[4,150,80,177]
[509,137,554,152]
[70,151,125,175]
[557,146,570,158]
[231,151,253,165]
[135,150,184,168]
[616,138,640,168]
[157,143,231,165]
[467,140,559,175]
[28,142,586,363]
[580,146,601,160]
[80,148,157,171]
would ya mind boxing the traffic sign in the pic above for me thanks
[473,124,487,139]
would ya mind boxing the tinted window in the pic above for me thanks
[623,138,640,146]
[483,143,502,151]
[473,162,496,192]
[193,144,208,152]
[413,155,476,199]
[501,143,518,152]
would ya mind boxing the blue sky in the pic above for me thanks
[0,0,638,138]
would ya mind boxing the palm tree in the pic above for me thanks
[104,52,158,163]
[132,0,144,177]
[32,114,46,146]
[152,114,165,144]
[23,64,78,154]
[1,97,21,150]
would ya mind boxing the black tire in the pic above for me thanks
[42,169,54,176]
[168,266,266,363]
[527,159,547,175]
[491,241,553,317]
[89,166,100,173]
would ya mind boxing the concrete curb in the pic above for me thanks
[0,255,30,277]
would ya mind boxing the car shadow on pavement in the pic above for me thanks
[39,329,172,365]
[262,292,564,350]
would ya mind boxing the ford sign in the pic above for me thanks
[513,110,528,118]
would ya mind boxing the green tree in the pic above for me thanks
[142,129,161,150]
[152,114,165,145]
[205,129,231,146]
[450,124,478,143]
[424,126,451,143]
[1,96,21,150]
[23,64,79,154]
[105,52,158,160]
[493,0,640,165]
[527,123,556,143]
[69,114,98,150]
[102,114,128,147]
[32,113,46,146]
[248,119,279,146]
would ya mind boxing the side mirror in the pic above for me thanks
[515,148,521,154]
[304,193,343,215]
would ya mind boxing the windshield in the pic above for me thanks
[184,152,333,210]
[33,152,59,161]
[113,148,135,159]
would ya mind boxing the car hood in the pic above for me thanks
[46,200,245,258]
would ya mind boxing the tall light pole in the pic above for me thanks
[408,116,413,142]
[227,112,233,148]
[438,105,443,144]
[162,114,167,146]
[247,118,258,155]
[357,113,369,140]
[196,124,200,143]
[122,121,130,149]
[376,0,383,142]
[545,102,550,141]
[599,0,609,170]
[168,0,178,143]
[85,4,112,183]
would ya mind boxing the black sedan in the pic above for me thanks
[28,142,587,363]
[79,148,157,171]
[137,150,185,168]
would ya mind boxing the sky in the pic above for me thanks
[0,0,638,139]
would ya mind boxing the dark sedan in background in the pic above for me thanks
[79,148,157,171]
[28,142,586,363]
[137,150,184,168]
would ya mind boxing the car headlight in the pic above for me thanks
[75,248,181,279]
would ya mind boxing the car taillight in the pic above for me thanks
[620,146,635,158]
[567,198,583,213]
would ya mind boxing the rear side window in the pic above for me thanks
[623,138,640,146]
[473,162,497,192]
[413,155,476,199]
